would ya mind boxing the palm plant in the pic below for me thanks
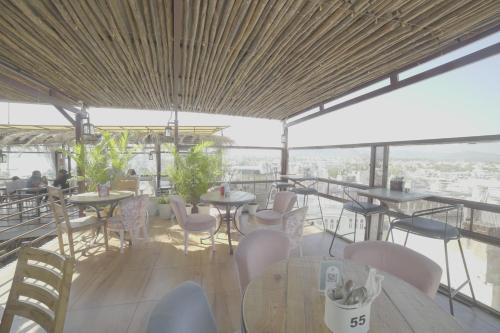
[67,131,134,191]
[167,142,223,205]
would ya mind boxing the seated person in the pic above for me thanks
[53,169,69,189]
[27,170,43,188]
[127,169,137,176]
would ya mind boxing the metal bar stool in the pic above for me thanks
[328,187,386,256]
[291,182,325,230]
[386,204,476,315]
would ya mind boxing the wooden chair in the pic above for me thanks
[112,177,139,195]
[0,247,74,333]
[47,186,109,257]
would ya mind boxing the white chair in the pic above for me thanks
[254,191,296,226]
[282,207,308,256]
[170,195,216,255]
[235,229,290,293]
[107,195,149,253]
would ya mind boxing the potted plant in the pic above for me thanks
[68,131,134,192]
[247,202,259,215]
[185,203,193,215]
[157,196,172,219]
[197,202,211,215]
[167,142,223,212]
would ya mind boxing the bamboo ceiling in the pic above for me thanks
[0,0,499,119]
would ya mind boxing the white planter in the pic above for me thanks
[158,204,172,219]
[185,204,193,215]
[147,198,159,216]
[198,204,211,215]
[247,203,259,215]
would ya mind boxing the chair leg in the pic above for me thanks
[119,230,125,254]
[457,238,477,304]
[317,194,325,231]
[403,229,410,247]
[184,231,189,255]
[353,213,358,243]
[444,240,454,315]
[210,228,215,252]
[67,232,75,258]
[328,208,344,257]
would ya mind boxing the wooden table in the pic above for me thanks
[200,191,255,254]
[242,257,464,333]
[69,191,134,218]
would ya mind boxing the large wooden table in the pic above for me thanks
[242,257,464,333]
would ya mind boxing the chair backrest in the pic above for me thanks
[0,247,74,333]
[344,241,442,298]
[112,177,139,195]
[47,186,73,232]
[146,281,218,333]
[272,191,297,214]
[118,195,148,234]
[235,229,290,293]
[282,207,308,251]
[170,195,188,227]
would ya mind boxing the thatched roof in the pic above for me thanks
[0,124,231,146]
[0,1,499,119]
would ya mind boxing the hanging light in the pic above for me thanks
[164,122,174,138]
[149,151,154,160]
[82,116,95,136]
[0,149,7,164]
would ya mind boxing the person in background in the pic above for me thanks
[127,169,137,176]
[41,176,48,186]
[27,170,42,188]
[53,169,69,189]
[10,176,20,181]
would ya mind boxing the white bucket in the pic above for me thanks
[324,296,371,333]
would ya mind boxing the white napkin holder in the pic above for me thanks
[324,268,383,333]
[324,296,371,333]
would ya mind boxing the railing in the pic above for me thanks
[0,187,77,265]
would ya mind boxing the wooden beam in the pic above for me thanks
[54,106,76,126]
[0,60,85,115]
[288,42,500,126]
[172,0,183,110]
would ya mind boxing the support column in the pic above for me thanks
[75,113,85,193]
[174,110,179,152]
[155,142,161,194]
[280,121,288,178]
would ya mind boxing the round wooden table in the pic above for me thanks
[200,191,255,254]
[69,191,134,218]
[242,256,464,333]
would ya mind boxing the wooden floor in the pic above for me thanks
[0,215,499,333]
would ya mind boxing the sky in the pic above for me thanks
[0,32,498,148]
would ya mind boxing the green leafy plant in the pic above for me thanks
[67,131,134,191]
[156,196,170,205]
[167,142,223,205]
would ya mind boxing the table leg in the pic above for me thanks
[226,205,233,255]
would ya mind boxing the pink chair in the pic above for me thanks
[107,195,149,253]
[170,195,216,255]
[235,229,290,293]
[254,191,296,226]
[344,241,442,298]
[282,207,308,256]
